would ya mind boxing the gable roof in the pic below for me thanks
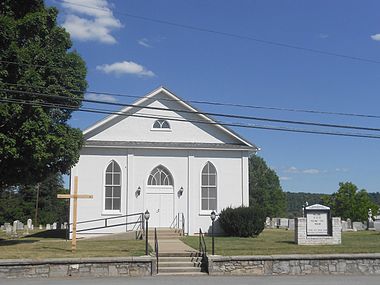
[83,86,257,150]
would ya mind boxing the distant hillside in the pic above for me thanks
[286,191,380,218]
[286,192,328,218]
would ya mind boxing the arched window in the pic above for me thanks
[201,162,217,211]
[148,166,173,186]
[105,160,121,211]
[153,119,170,129]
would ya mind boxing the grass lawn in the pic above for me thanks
[0,230,146,259]
[181,229,380,255]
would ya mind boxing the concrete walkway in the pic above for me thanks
[148,238,196,254]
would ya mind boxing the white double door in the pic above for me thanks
[145,186,174,228]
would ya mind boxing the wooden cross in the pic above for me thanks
[57,176,93,252]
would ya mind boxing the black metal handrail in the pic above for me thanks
[154,227,159,274]
[181,213,185,235]
[67,212,144,234]
[199,228,207,256]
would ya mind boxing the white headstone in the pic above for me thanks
[27,219,33,230]
[341,221,348,232]
[353,222,365,231]
[346,218,352,229]
[305,204,330,236]
[288,219,295,230]
[13,220,18,233]
[374,221,380,232]
[39,225,43,230]
[46,224,51,230]
[265,217,271,227]
[63,222,68,229]
[5,224,12,235]
[17,221,24,230]
[52,222,57,230]
[279,218,289,229]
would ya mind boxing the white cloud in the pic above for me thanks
[85,93,118,103]
[96,61,155,77]
[318,33,329,39]
[60,0,122,44]
[279,176,292,181]
[335,168,349,172]
[284,166,299,174]
[138,38,152,48]
[284,166,323,175]
[302,169,320,174]
[370,34,380,41]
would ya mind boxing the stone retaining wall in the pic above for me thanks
[0,256,155,279]
[208,254,380,275]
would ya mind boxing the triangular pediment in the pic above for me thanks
[83,87,256,149]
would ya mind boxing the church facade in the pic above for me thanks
[70,87,257,236]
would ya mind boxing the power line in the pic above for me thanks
[3,81,380,120]
[54,0,380,65]
[2,96,380,140]
[2,88,380,133]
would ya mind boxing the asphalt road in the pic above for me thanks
[2,275,380,285]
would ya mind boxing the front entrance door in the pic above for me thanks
[146,187,174,227]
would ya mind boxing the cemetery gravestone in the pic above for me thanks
[279,218,289,229]
[17,221,24,230]
[27,219,33,230]
[39,225,43,230]
[52,222,57,230]
[347,218,352,229]
[5,224,12,235]
[46,224,51,230]
[288,219,295,230]
[353,222,365,231]
[341,221,348,232]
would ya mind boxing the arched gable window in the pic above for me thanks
[105,160,121,211]
[153,119,170,129]
[148,166,173,186]
[201,162,217,211]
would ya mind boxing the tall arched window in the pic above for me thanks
[105,160,121,211]
[201,162,217,211]
[148,166,173,186]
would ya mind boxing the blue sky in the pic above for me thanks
[47,0,380,194]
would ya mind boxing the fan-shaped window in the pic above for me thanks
[148,166,173,186]
[201,162,217,211]
[104,160,121,211]
[153,119,170,129]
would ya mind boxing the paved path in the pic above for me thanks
[2,275,380,285]
[148,238,195,253]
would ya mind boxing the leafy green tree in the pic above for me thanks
[249,155,286,217]
[323,182,379,221]
[0,173,68,225]
[0,0,87,190]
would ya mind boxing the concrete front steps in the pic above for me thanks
[148,228,207,275]
[157,252,207,275]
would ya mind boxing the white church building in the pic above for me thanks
[70,86,257,235]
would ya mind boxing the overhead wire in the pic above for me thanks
[2,80,380,120]
[53,0,380,65]
[2,95,380,140]
[2,88,380,133]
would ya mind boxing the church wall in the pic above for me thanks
[70,147,250,236]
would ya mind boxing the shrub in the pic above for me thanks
[218,206,265,237]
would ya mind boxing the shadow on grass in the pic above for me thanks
[0,239,37,246]
[26,230,67,239]
[276,240,296,245]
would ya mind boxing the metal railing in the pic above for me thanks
[199,228,207,256]
[170,212,185,235]
[67,212,144,238]
[154,227,159,274]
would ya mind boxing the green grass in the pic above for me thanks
[0,230,146,259]
[181,229,380,255]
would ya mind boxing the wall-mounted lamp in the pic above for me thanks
[135,186,141,197]
[178,186,184,197]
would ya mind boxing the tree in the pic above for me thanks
[249,155,287,217]
[0,173,69,225]
[0,0,87,190]
[323,182,379,221]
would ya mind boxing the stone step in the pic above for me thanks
[158,266,203,273]
[157,272,208,276]
[159,261,201,268]
[158,252,200,257]
[159,256,203,262]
